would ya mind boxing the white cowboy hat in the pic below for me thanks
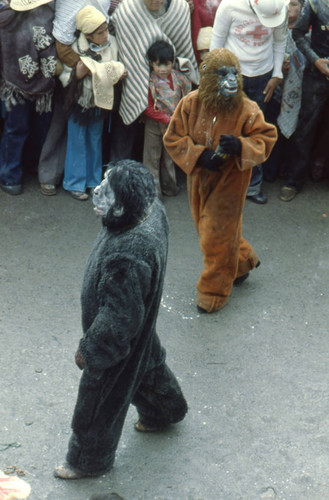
[10,0,52,11]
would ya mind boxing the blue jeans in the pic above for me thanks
[242,71,272,194]
[0,100,52,186]
[63,115,104,192]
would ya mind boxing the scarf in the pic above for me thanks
[111,0,199,125]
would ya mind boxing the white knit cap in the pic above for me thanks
[76,5,107,35]
[196,27,213,51]
[10,0,52,11]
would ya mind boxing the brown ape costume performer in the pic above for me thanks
[163,49,277,313]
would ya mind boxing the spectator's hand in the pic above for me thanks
[198,149,226,171]
[76,60,90,80]
[314,58,329,77]
[186,0,194,14]
[75,348,85,370]
[263,77,282,103]
[119,69,128,80]
[282,59,290,77]
[219,135,241,156]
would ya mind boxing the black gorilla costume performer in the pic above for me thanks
[54,161,187,479]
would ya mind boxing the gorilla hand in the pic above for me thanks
[75,348,85,370]
[219,135,241,156]
[198,149,226,171]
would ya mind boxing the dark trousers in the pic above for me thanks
[0,100,52,186]
[287,68,329,191]
[243,71,272,193]
[263,97,295,182]
[109,112,144,163]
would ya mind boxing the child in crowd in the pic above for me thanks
[59,5,126,200]
[143,40,191,198]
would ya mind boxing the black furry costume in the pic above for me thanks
[66,161,187,475]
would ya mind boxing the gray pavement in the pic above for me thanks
[1,173,329,500]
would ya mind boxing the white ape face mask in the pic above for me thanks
[93,169,124,217]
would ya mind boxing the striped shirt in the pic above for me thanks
[53,0,111,44]
[111,0,199,125]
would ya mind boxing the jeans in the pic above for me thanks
[0,100,52,186]
[63,115,103,193]
[242,71,272,194]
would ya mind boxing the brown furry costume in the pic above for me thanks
[163,49,277,313]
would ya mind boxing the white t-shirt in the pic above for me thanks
[210,0,287,78]
[53,0,111,44]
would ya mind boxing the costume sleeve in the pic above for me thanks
[79,257,152,373]
[272,21,288,78]
[163,95,206,175]
[210,0,230,51]
[144,89,171,124]
[292,2,317,65]
[237,105,277,171]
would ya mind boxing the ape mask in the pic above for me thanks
[93,160,157,231]
[198,49,244,114]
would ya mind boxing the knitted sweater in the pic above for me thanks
[210,0,288,78]
[110,0,199,125]
[145,69,191,133]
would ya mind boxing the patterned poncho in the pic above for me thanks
[110,0,199,125]
[0,4,56,112]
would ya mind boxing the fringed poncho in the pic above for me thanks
[0,4,56,113]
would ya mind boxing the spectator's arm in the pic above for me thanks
[56,40,80,67]
[210,0,230,51]
[144,89,171,125]
[292,2,317,65]
[272,21,288,78]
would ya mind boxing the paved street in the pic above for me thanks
[1,172,329,500]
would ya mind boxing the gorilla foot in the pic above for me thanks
[134,421,167,433]
[54,463,98,480]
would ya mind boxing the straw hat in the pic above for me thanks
[10,0,52,11]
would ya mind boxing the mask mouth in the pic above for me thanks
[219,82,238,96]
[93,205,106,216]
[93,191,106,216]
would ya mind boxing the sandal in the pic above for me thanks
[40,183,56,196]
[69,191,89,201]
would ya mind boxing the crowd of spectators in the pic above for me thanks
[0,0,327,203]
